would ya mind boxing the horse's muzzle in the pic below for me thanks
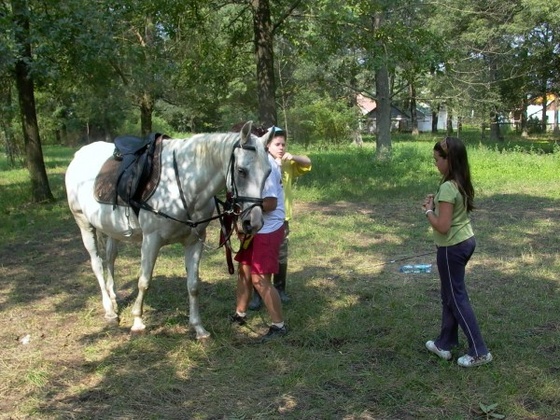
[242,205,263,234]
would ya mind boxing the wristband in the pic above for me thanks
[425,209,434,216]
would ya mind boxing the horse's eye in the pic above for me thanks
[237,167,247,178]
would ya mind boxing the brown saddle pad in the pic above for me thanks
[94,136,164,206]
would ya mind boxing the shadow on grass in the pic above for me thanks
[1,138,558,418]
[0,192,559,417]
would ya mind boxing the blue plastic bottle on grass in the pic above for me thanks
[399,264,432,273]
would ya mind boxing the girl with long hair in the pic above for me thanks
[422,137,492,367]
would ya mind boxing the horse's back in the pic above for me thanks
[67,141,114,179]
[66,141,114,216]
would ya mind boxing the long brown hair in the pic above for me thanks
[434,137,475,212]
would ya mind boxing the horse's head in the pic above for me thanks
[229,121,272,234]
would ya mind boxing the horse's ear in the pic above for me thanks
[240,121,253,146]
[261,127,274,148]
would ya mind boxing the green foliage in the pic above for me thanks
[475,402,506,419]
[2,0,559,153]
[287,94,357,146]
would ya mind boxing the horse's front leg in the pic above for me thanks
[130,236,161,332]
[185,238,210,339]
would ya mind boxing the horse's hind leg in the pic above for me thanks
[104,236,119,314]
[104,235,119,318]
[78,224,119,322]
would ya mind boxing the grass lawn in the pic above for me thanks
[0,133,559,419]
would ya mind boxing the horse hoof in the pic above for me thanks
[105,316,120,326]
[195,328,211,340]
[130,322,147,334]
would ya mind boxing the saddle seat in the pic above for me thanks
[114,135,153,159]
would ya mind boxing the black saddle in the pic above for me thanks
[113,132,168,214]
[114,135,154,159]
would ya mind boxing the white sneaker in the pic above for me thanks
[457,353,493,367]
[425,340,452,360]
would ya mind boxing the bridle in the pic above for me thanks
[223,139,265,219]
[216,138,266,273]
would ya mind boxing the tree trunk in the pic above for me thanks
[540,89,547,132]
[140,92,154,137]
[11,0,54,203]
[375,64,392,159]
[481,122,487,139]
[446,110,453,136]
[553,96,559,137]
[521,98,529,138]
[489,108,503,141]
[252,0,277,127]
[431,104,439,133]
[373,12,391,160]
[409,83,419,135]
[0,79,18,166]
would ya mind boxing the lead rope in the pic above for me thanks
[215,195,256,274]
[215,195,236,274]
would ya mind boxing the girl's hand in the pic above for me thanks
[422,194,434,212]
[282,152,293,161]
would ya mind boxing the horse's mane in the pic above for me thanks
[230,121,268,137]
[177,130,251,166]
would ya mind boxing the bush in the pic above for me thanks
[287,95,358,147]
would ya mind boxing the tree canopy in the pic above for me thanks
[1,0,558,198]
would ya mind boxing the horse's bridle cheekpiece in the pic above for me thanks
[226,139,265,216]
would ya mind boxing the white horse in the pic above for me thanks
[65,122,272,339]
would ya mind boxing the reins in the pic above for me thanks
[133,139,263,227]
[215,195,244,274]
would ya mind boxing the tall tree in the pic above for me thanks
[251,0,277,126]
[427,0,532,140]
[229,0,303,127]
[373,10,391,159]
[298,1,438,157]
[10,0,53,202]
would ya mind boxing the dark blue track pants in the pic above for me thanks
[434,236,489,357]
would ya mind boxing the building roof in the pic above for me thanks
[357,94,430,120]
[356,94,376,115]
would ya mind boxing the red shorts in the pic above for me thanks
[234,226,285,275]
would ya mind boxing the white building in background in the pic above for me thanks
[526,94,559,129]
[415,104,458,132]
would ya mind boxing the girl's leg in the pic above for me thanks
[252,273,283,323]
[235,263,253,313]
[438,238,488,357]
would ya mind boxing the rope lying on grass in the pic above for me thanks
[370,251,434,268]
